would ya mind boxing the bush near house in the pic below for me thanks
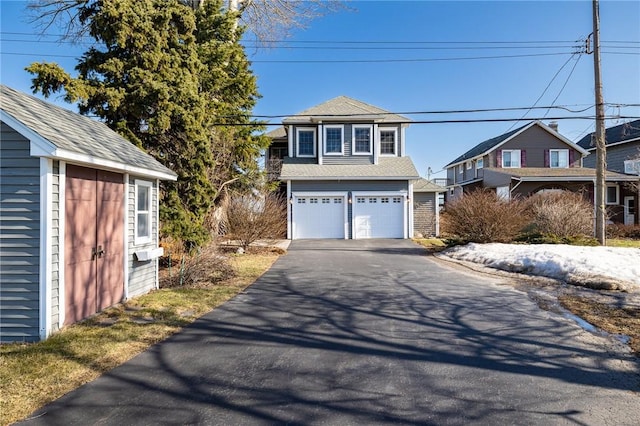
[442,189,598,244]
[607,223,640,240]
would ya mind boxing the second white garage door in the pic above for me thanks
[292,194,347,239]
[353,194,406,239]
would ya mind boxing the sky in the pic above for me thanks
[443,242,640,291]
[1,0,639,179]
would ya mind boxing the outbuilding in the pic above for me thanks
[0,85,177,342]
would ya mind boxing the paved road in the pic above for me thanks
[21,240,640,425]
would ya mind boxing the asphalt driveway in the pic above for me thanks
[21,240,640,425]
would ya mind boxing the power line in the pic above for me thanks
[544,54,583,118]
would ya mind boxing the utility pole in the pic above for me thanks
[592,0,607,245]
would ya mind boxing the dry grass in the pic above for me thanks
[607,239,640,248]
[559,295,640,355]
[0,253,279,426]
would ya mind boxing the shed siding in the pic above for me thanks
[0,122,41,342]
[413,193,438,237]
[127,176,159,298]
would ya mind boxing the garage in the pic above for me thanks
[353,193,406,239]
[292,193,347,239]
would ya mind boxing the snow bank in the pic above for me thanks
[441,243,640,292]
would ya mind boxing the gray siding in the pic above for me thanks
[480,169,513,188]
[292,180,408,192]
[495,126,582,168]
[50,161,60,333]
[0,122,41,342]
[413,193,438,237]
[127,176,159,298]
[583,141,640,173]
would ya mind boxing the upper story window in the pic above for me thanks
[466,161,472,170]
[324,125,343,155]
[624,159,640,175]
[379,128,397,155]
[476,158,484,169]
[296,127,316,157]
[458,164,463,174]
[135,180,153,245]
[550,149,569,168]
[353,125,372,155]
[502,149,521,168]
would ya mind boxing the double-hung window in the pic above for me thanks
[550,149,569,168]
[502,150,521,168]
[324,125,343,155]
[476,158,484,169]
[135,180,152,245]
[353,125,372,155]
[379,128,397,155]
[296,128,316,157]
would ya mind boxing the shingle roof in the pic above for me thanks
[576,119,640,150]
[266,126,287,138]
[445,123,530,167]
[486,167,638,181]
[413,178,445,192]
[0,84,176,179]
[283,96,410,124]
[280,156,419,180]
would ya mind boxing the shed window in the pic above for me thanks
[135,180,153,245]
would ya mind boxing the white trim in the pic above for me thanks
[282,175,419,181]
[318,123,323,165]
[378,127,398,157]
[286,181,292,239]
[123,174,130,299]
[296,127,316,158]
[435,192,441,236]
[585,136,640,151]
[623,196,635,225]
[134,179,153,246]
[323,124,344,156]
[407,182,414,239]
[373,124,379,165]
[155,179,160,290]
[58,161,66,328]
[352,124,373,155]
[351,191,408,239]
[287,125,293,157]
[400,126,406,157]
[501,149,521,168]
[291,191,348,240]
[39,158,53,340]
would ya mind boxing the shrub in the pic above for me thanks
[441,188,529,243]
[225,190,287,250]
[524,191,593,239]
[160,244,235,288]
[607,223,640,239]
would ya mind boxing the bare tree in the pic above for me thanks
[225,190,287,250]
[28,0,348,45]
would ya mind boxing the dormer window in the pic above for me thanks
[296,127,316,157]
[549,149,569,168]
[353,125,372,155]
[379,128,397,155]
[324,125,344,155]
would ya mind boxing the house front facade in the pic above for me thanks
[0,85,177,342]
[444,120,639,224]
[577,119,640,225]
[266,96,442,239]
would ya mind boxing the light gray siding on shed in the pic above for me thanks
[127,176,159,298]
[0,122,41,342]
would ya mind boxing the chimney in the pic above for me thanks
[548,121,559,132]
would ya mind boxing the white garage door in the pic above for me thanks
[354,195,405,239]
[293,195,346,239]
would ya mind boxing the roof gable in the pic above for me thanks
[283,96,410,124]
[576,119,640,150]
[0,84,176,180]
[446,121,588,168]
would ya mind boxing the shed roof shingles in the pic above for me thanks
[1,84,176,178]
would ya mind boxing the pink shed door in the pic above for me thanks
[65,165,124,325]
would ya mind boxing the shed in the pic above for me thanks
[412,178,444,237]
[0,84,177,342]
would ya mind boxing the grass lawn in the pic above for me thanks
[607,239,640,248]
[0,253,280,426]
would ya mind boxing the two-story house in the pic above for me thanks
[444,120,639,224]
[577,119,640,225]
[266,96,442,239]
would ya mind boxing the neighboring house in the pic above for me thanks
[0,85,177,343]
[577,120,640,225]
[443,120,639,224]
[265,96,442,239]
